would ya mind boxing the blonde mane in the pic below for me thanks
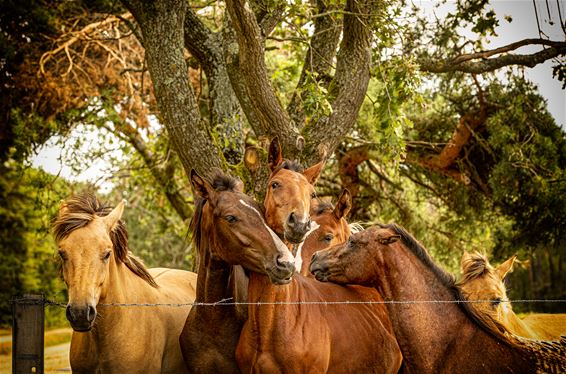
[52,193,157,288]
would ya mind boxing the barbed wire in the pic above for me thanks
[27,297,566,308]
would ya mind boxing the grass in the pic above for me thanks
[0,328,72,356]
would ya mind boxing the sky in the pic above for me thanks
[31,0,566,189]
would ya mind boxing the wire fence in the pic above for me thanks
[17,297,566,308]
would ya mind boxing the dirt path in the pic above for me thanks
[0,328,71,373]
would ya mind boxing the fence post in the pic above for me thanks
[12,294,45,374]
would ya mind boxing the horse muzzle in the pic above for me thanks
[66,304,97,332]
[309,252,330,282]
[284,215,311,244]
[267,257,296,285]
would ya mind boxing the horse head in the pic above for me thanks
[53,194,155,332]
[191,169,296,284]
[264,137,324,244]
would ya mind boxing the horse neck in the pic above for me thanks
[99,256,156,304]
[376,246,472,365]
[194,234,248,319]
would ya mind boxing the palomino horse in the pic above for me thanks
[179,170,295,373]
[264,137,325,244]
[311,224,566,373]
[458,251,566,340]
[236,190,403,373]
[52,194,197,373]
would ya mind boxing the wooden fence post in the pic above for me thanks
[12,294,45,374]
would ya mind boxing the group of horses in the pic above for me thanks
[52,138,565,373]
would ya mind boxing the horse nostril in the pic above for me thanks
[287,212,296,226]
[66,305,74,323]
[87,305,96,323]
[311,252,318,263]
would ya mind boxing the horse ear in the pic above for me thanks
[461,250,472,271]
[378,234,400,245]
[190,169,215,200]
[303,160,325,185]
[234,178,245,193]
[495,255,517,280]
[103,200,125,232]
[268,137,283,172]
[334,189,352,220]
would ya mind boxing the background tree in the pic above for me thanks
[1,0,565,326]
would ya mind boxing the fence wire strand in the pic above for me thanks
[37,297,566,308]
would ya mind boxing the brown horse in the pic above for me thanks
[179,170,296,373]
[458,251,566,340]
[264,137,325,244]
[295,189,354,277]
[236,190,403,373]
[311,224,566,373]
[53,194,197,373]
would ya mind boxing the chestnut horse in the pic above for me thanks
[52,194,197,373]
[311,224,566,372]
[236,190,403,373]
[458,251,566,340]
[264,137,324,244]
[179,170,296,373]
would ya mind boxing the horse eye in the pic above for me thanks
[224,215,238,224]
[324,234,334,242]
[491,297,502,307]
[58,250,67,261]
[103,251,112,261]
[311,192,317,199]
[271,182,280,189]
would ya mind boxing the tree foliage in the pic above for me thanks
[1,0,565,325]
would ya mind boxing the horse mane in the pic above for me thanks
[379,223,525,348]
[52,193,158,288]
[456,251,491,285]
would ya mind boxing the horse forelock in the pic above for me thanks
[459,252,492,283]
[53,193,157,288]
[271,160,304,176]
[211,170,241,192]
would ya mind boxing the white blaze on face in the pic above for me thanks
[293,221,320,273]
[239,199,295,265]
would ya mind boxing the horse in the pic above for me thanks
[179,169,296,373]
[310,224,566,373]
[264,136,325,244]
[52,193,197,373]
[457,251,566,340]
[236,190,403,373]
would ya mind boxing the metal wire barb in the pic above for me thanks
[40,297,566,308]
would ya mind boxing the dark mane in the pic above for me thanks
[52,193,157,288]
[210,169,242,192]
[379,223,456,287]
[272,160,304,175]
[379,223,527,350]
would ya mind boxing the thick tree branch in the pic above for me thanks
[120,0,223,177]
[287,0,342,128]
[184,8,245,164]
[225,0,300,157]
[420,41,566,74]
[302,0,373,164]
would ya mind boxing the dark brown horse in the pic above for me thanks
[311,224,566,373]
[236,191,403,373]
[179,170,296,373]
[264,137,324,244]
